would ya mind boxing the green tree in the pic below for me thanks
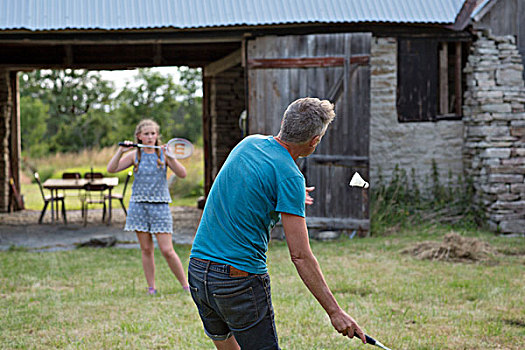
[19,67,203,154]
[19,69,116,152]
[114,68,202,144]
[19,96,49,157]
[177,67,203,145]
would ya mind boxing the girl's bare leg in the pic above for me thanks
[156,233,189,288]
[136,231,155,289]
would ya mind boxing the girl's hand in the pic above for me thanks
[161,144,173,158]
[164,145,187,178]
[119,140,134,152]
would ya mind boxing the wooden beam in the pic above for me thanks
[0,22,472,46]
[448,0,479,30]
[0,31,245,45]
[204,49,242,77]
[0,70,10,212]
[0,62,205,70]
[247,55,369,69]
[472,0,500,22]
[153,44,162,65]
[9,71,19,191]
[0,42,242,70]
[64,45,73,66]
[439,43,449,115]
[306,217,370,230]
[455,42,462,116]
[9,71,23,210]
[202,77,212,195]
[249,57,344,69]
[307,154,368,168]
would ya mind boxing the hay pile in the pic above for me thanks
[402,232,496,263]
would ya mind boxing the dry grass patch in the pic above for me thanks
[401,231,497,263]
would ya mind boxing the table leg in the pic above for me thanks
[108,188,112,225]
[51,189,56,224]
[55,189,60,222]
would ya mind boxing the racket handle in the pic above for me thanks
[351,332,375,345]
[118,142,138,147]
[364,334,376,345]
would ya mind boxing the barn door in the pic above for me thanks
[246,33,371,233]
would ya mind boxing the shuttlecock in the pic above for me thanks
[349,172,369,188]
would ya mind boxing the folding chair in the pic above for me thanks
[63,172,81,180]
[84,172,104,180]
[34,172,67,224]
[104,171,132,216]
[61,172,83,206]
[82,183,109,226]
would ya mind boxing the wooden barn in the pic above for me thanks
[1,0,524,234]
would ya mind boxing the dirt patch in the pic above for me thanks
[0,207,202,250]
[402,232,497,263]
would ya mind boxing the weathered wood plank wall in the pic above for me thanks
[247,33,371,232]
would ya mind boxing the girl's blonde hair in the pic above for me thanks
[133,119,165,171]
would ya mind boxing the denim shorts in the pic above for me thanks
[124,201,173,234]
[188,258,280,350]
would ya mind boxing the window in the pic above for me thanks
[397,38,467,122]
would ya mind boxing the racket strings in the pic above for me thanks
[165,139,193,159]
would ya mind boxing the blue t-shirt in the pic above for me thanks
[190,135,305,274]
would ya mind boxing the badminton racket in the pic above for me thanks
[119,138,194,159]
[360,333,393,350]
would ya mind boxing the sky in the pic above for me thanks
[98,66,180,91]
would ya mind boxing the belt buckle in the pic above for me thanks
[229,266,249,277]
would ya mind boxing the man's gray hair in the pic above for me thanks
[279,97,335,144]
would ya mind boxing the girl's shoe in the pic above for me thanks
[147,287,157,295]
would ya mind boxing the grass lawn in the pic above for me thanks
[1,226,524,349]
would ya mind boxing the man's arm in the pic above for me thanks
[281,213,366,343]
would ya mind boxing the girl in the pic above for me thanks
[107,119,189,294]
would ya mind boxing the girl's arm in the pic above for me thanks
[107,146,136,173]
[165,152,187,178]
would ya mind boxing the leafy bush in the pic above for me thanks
[371,160,484,235]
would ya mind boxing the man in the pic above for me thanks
[188,97,365,349]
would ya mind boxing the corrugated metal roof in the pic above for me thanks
[0,0,467,32]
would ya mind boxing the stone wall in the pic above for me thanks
[0,70,11,212]
[369,37,464,193]
[463,29,525,234]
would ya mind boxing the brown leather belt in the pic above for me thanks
[193,258,249,277]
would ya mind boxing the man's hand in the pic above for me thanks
[329,309,366,343]
[305,186,315,205]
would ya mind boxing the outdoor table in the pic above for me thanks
[42,177,119,224]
